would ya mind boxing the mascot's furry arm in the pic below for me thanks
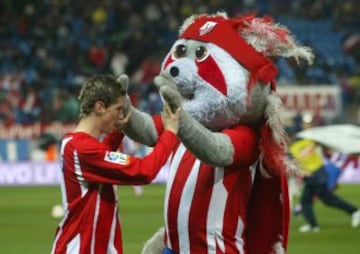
[155,76,235,167]
[122,76,235,168]
[115,73,158,146]
[122,102,159,147]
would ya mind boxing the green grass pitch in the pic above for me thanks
[0,184,359,253]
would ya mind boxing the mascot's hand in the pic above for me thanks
[154,74,181,112]
[117,73,158,146]
[117,74,132,116]
[154,73,177,91]
[159,86,182,113]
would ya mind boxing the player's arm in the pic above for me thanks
[101,130,125,151]
[79,103,179,185]
[78,130,177,185]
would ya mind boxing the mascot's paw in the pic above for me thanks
[154,74,177,91]
[159,86,182,113]
[154,74,181,112]
[116,74,132,116]
[141,227,165,254]
[117,73,129,91]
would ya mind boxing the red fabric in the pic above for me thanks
[153,116,289,253]
[154,116,284,254]
[244,168,290,254]
[51,130,178,254]
[180,15,278,85]
[259,123,288,177]
[196,55,227,95]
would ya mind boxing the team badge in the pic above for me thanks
[199,21,217,36]
[104,151,130,165]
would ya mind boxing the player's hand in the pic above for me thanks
[162,102,180,135]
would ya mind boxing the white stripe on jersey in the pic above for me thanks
[178,159,201,254]
[91,185,102,254]
[206,167,228,254]
[108,205,118,253]
[235,216,245,254]
[74,150,87,196]
[60,137,73,212]
[67,234,80,253]
[164,144,186,249]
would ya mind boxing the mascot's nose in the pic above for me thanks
[169,66,179,77]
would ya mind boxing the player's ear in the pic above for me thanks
[94,100,106,115]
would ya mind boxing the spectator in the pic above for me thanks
[52,88,80,123]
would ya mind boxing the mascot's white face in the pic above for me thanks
[157,13,314,131]
[160,39,270,130]
[162,39,268,130]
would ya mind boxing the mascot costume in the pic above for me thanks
[122,12,313,254]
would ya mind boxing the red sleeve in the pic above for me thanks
[101,130,124,150]
[222,125,259,166]
[153,114,164,136]
[77,130,178,185]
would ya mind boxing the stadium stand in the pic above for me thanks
[0,0,360,161]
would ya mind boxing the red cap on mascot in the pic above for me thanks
[180,14,278,93]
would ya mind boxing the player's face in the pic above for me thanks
[102,96,126,133]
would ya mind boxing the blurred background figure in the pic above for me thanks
[38,133,59,162]
[290,139,360,232]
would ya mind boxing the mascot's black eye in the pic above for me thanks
[195,46,208,61]
[174,44,186,58]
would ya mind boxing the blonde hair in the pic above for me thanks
[78,74,127,118]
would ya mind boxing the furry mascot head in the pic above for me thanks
[158,12,313,176]
[133,12,313,254]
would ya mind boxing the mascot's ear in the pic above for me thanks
[117,74,129,92]
[159,86,182,113]
[234,14,314,64]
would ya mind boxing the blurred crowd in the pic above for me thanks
[1,0,360,127]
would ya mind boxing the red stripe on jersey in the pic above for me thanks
[188,163,214,253]
[222,167,252,254]
[167,150,196,252]
[94,186,116,253]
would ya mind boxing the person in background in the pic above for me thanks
[52,88,80,123]
[38,133,59,161]
[290,139,360,233]
[51,74,180,254]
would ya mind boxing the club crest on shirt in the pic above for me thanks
[104,151,130,165]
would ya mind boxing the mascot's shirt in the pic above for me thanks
[51,130,177,254]
[153,116,259,254]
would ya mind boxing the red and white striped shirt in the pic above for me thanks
[51,130,177,254]
[153,116,259,254]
